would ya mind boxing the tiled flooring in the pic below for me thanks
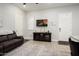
[4,40,71,56]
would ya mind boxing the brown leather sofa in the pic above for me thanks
[0,31,24,55]
[69,38,79,56]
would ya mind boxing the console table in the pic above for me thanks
[33,32,51,42]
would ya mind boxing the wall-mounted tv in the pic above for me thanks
[36,19,48,27]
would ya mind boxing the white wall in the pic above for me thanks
[23,4,79,41]
[0,4,24,36]
[14,6,24,36]
[72,6,79,36]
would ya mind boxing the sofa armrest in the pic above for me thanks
[15,36,24,42]
[16,36,24,39]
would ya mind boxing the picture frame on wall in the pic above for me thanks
[36,19,48,27]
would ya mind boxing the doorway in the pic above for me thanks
[58,12,72,41]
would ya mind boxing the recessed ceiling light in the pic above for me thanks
[23,3,26,5]
[23,3,26,7]
[35,3,39,4]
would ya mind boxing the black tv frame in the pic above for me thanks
[36,20,48,27]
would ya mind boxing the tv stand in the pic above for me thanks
[33,32,51,42]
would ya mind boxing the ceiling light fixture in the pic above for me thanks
[23,3,26,7]
[35,3,39,4]
[23,3,39,7]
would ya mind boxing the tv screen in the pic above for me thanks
[36,19,48,27]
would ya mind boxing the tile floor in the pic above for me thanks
[4,40,71,56]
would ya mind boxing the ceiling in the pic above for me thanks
[14,3,79,11]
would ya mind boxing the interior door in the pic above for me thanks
[58,12,72,41]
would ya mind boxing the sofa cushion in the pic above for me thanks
[2,39,22,47]
[8,34,17,40]
[0,45,3,53]
[0,36,8,43]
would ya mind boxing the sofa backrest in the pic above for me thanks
[7,33,17,40]
[0,31,17,43]
[0,35,8,43]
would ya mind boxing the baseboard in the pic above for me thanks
[58,41,69,45]
[24,37,33,40]
[51,39,59,42]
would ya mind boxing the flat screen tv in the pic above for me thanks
[36,19,48,27]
